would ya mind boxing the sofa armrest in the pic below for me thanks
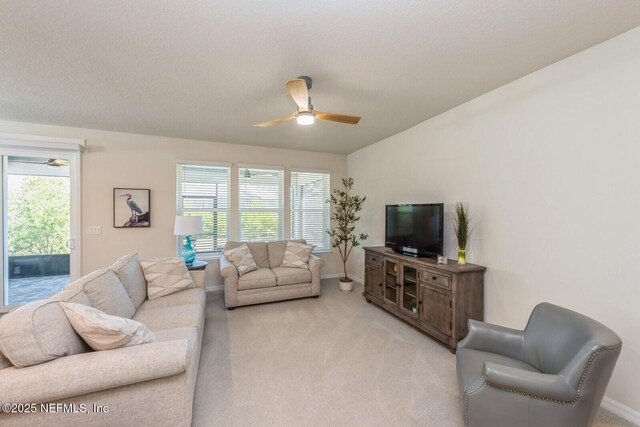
[0,339,189,404]
[483,362,577,402]
[308,255,324,296]
[220,255,239,308]
[220,256,239,280]
[308,254,324,272]
[457,319,525,360]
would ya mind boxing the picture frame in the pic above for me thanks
[113,188,151,228]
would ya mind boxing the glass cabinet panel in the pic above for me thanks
[384,261,398,304]
[401,265,418,315]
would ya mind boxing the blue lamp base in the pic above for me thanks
[181,235,196,265]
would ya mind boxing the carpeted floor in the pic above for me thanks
[193,279,635,427]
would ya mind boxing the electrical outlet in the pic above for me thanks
[87,226,102,235]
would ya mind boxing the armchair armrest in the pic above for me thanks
[0,339,189,404]
[457,319,525,360]
[483,362,577,402]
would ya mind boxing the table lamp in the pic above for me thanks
[174,216,203,265]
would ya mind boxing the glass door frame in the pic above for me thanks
[0,133,83,311]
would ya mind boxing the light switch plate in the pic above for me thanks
[87,226,102,235]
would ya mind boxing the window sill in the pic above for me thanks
[189,248,332,262]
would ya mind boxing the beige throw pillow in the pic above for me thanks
[281,242,315,269]
[60,302,155,351]
[224,244,259,276]
[140,258,196,300]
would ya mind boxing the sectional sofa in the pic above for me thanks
[0,253,206,427]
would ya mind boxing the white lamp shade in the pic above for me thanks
[174,216,204,235]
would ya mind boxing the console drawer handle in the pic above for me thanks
[432,276,437,281]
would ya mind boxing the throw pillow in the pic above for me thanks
[281,241,315,269]
[140,258,196,300]
[70,269,137,319]
[60,302,155,351]
[110,253,147,309]
[223,244,259,276]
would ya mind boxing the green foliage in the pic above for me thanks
[327,177,368,280]
[240,211,279,240]
[8,176,70,256]
[453,202,472,250]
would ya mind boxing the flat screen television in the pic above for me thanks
[385,203,444,258]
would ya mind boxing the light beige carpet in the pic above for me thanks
[193,279,635,427]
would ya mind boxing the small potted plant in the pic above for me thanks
[453,203,472,266]
[327,177,368,293]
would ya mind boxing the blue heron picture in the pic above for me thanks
[114,188,150,228]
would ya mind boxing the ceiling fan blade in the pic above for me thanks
[286,79,310,112]
[253,112,297,127]
[314,111,361,125]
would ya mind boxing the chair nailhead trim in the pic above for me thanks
[462,344,621,427]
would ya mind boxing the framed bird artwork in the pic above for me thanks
[114,188,151,228]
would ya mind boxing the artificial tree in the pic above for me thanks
[327,177,368,287]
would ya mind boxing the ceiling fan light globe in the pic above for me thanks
[296,112,315,126]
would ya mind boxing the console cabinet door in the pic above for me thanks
[419,285,452,336]
[383,260,399,306]
[365,266,383,297]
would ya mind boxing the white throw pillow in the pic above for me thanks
[224,244,259,276]
[281,242,315,269]
[59,302,155,351]
[140,258,196,300]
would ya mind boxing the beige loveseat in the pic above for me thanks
[0,254,206,427]
[220,240,324,309]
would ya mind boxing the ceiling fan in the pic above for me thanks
[254,76,361,127]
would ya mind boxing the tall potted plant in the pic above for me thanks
[328,177,368,293]
[453,203,472,266]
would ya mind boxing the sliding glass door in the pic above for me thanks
[0,148,80,308]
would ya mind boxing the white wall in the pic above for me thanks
[0,120,348,285]
[347,28,640,412]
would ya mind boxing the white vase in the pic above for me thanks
[339,278,353,293]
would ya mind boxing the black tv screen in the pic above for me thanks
[385,204,444,258]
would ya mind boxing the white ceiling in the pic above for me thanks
[1,1,639,154]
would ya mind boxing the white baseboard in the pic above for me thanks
[320,273,363,284]
[206,285,224,294]
[320,273,343,280]
[601,396,640,425]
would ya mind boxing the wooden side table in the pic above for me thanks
[186,260,208,271]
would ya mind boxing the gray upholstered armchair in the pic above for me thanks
[456,303,622,427]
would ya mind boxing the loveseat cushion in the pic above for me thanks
[456,347,539,396]
[140,258,196,300]
[110,253,147,309]
[237,268,277,290]
[0,287,91,367]
[138,287,206,312]
[272,267,312,286]
[133,304,204,332]
[60,302,156,351]
[225,241,270,268]
[70,269,136,319]
[267,239,306,268]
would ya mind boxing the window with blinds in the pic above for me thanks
[238,166,284,241]
[291,170,330,250]
[176,163,230,255]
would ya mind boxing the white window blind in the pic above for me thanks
[238,166,283,241]
[176,163,230,255]
[291,170,330,250]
